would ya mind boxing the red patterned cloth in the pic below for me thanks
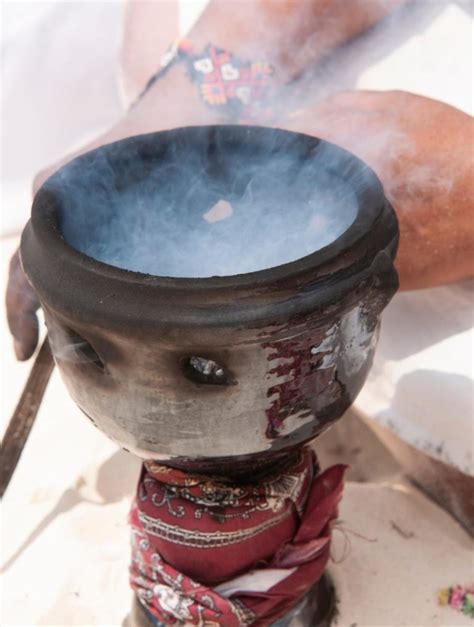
[130,448,345,626]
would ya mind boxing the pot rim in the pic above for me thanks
[21,125,399,327]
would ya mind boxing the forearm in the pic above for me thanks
[187,0,409,83]
[121,0,410,109]
[36,0,410,188]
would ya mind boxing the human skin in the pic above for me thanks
[284,90,474,290]
[187,0,408,81]
[121,0,408,101]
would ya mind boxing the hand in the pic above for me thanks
[284,90,474,290]
[6,248,40,360]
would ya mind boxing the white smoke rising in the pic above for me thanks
[51,129,361,279]
[44,1,454,280]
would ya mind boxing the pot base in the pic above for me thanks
[129,575,336,627]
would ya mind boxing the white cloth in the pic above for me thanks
[1,1,124,236]
[356,281,473,475]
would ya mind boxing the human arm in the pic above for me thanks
[284,90,474,290]
[6,0,411,360]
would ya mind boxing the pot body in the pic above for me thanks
[21,126,399,468]
[40,289,385,462]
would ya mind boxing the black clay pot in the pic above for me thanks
[21,125,398,471]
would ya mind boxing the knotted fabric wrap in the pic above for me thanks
[130,448,346,626]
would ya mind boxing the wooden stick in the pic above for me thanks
[0,337,54,498]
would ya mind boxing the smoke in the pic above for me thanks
[50,129,362,278]
[47,322,104,369]
[42,1,461,280]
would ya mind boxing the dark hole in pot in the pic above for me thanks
[182,356,230,385]
[61,328,105,372]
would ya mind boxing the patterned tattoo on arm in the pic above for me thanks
[133,39,274,122]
